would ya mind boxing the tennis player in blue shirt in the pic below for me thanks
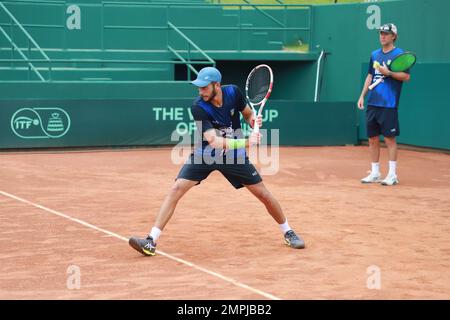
[129,67,305,256]
[357,23,411,186]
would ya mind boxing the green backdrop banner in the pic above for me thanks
[1,100,357,149]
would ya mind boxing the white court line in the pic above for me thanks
[279,168,297,177]
[0,190,281,300]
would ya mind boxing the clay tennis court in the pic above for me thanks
[1,146,449,299]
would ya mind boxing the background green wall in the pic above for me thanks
[0,0,449,150]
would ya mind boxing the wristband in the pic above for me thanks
[226,139,246,150]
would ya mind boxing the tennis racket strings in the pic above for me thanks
[247,67,271,105]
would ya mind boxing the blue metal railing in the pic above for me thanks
[101,1,313,52]
[1,1,313,51]
[0,0,314,81]
[0,2,51,81]
[167,21,215,80]
[241,0,285,27]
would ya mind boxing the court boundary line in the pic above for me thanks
[0,190,281,300]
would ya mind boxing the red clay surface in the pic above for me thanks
[0,146,449,299]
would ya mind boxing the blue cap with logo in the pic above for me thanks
[191,67,222,87]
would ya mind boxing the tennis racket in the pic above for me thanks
[245,64,273,133]
[369,51,416,90]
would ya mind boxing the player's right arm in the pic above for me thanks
[358,74,373,110]
[192,103,261,150]
[203,129,260,150]
[358,56,375,110]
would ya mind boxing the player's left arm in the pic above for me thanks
[241,105,262,128]
[390,71,410,82]
[377,62,411,81]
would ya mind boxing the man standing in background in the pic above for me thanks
[357,23,411,186]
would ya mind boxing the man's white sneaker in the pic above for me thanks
[381,174,399,186]
[361,172,381,183]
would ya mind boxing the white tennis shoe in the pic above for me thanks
[381,174,399,186]
[361,172,381,183]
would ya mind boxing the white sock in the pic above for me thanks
[279,219,292,235]
[388,161,397,176]
[149,227,161,242]
[371,162,380,175]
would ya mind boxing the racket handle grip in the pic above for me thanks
[252,110,260,133]
[253,122,260,133]
[369,77,383,90]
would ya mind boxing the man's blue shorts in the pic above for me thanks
[176,153,263,189]
[366,105,400,138]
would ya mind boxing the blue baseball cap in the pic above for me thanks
[191,67,222,87]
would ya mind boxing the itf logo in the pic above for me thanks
[11,107,71,139]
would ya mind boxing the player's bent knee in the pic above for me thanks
[169,181,190,198]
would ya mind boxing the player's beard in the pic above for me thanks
[207,85,217,103]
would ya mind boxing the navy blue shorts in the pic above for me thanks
[176,153,262,189]
[366,105,400,138]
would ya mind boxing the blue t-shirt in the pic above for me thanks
[367,47,408,109]
[191,84,247,159]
